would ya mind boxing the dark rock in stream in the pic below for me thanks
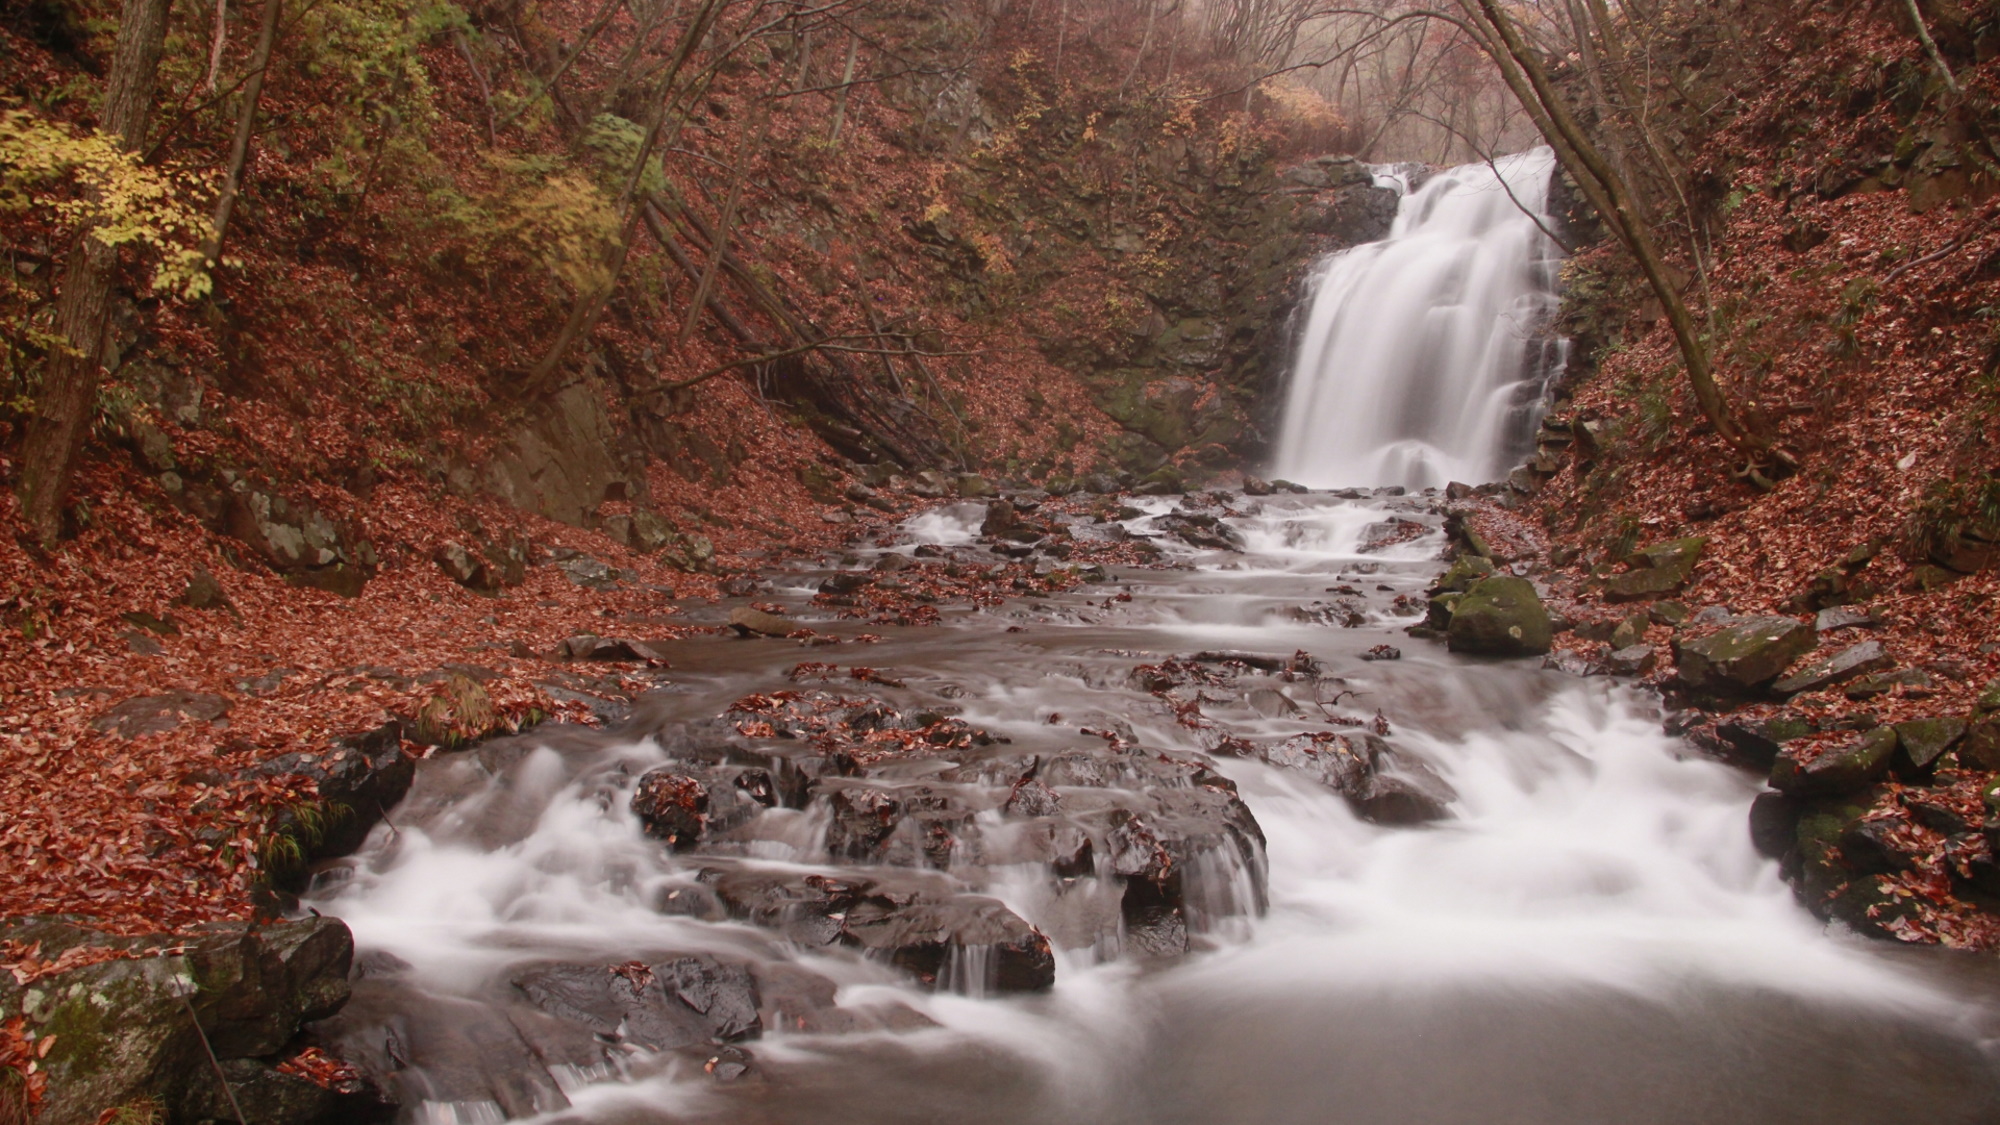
[701,866,1055,992]
[1250,731,1458,825]
[0,916,370,1125]
[1445,576,1553,657]
[513,955,763,1049]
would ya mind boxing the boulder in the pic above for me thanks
[1601,536,1706,602]
[483,382,633,527]
[90,690,230,738]
[631,770,709,848]
[1769,729,1899,796]
[1713,711,1812,769]
[1446,576,1553,657]
[1815,606,1882,634]
[726,607,793,637]
[1672,615,1817,698]
[512,955,761,1051]
[956,474,998,499]
[1,917,358,1125]
[704,868,1054,992]
[1892,717,1967,771]
[1605,644,1657,677]
[1257,732,1456,825]
[257,722,414,860]
[1432,555,1496,594]
[554,554,626,591]
[1954,679,2000,770]
[1771,639,1893,696]
[1748,789,1801,859]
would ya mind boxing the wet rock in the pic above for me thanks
[1158,511,1243,551]
[1893,717,1967,772]
[1748,789,1801,859]
[727,606,793,637]
[1357,517,1428,553]
[1247,687,1304,716]
[181,1056,392,1125]
[704,868,1054,992]
[513,955,761,1051]
[1672,615,1817,699]
[1432,555,1495,594]
[0,917,357,1125]
[956,474,998,499]
[1258,732,1456,824]
[842,895,1055,992]
[1605,644,1657,677]
[1714,711,1813,769]
[825,787,906,860]
[1543,647,1606,677]
[1241,475,1275,496]
[257,721,416,872]
[721,574,768,597]
[562,634,642,661]
[1769,728,1899,796]
[819,571,875,595]
[1771,639,1892,696]
[1446,576,1553,657]
[91,690,231,737]
[632,770,710,849]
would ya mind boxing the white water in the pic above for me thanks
[310,495,1999,1124]
[1273,149,1567,489]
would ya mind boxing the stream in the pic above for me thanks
[300,152,2000,1124]
[304,494,2000,1124]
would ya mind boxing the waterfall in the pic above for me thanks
[1273,147,1568,489]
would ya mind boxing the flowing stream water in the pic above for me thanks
[304,153,2000,1124]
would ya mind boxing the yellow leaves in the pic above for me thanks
[0,108,217,299]
[1259,78,1345,135]
[474,161,621,298]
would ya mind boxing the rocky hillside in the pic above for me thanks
[1491,0,2000,946]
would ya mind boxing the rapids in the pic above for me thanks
[306,494,2000,1125]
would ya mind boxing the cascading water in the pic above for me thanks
[306,494,2000,1125]
[1273,148,1568,489]
[297,153,2000,1125]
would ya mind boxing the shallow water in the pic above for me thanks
[309,492,2000,1124]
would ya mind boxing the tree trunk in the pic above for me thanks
[17,0,176,547]
[202,0,283,266]
[677,103,771,347]
[1457,0,1756,457]
[828,33,859,144]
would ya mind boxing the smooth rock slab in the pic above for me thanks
[1673,615,1817,697]
[1602,536,1707,601]
[1769,728,1899,796]
[1894,717,1968,770]
[1773,639,1893,695]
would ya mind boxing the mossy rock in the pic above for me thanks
[1432,555,1495,594]
[1672,615,1817,697]
[1446,576,1552,656]
[1770,728,1899,796]
[1601,536,1706,602]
